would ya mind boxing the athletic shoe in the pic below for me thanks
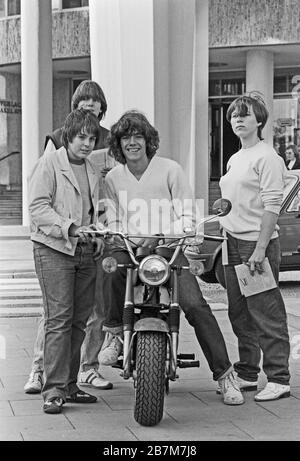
[216,375,258,394]
[218,372,245,405]
[99,334,123,366]
[43,397,64,414]
[66,390,97,403]
[24,371,43,394]
[79,369,113,390]
[254,382,290,402]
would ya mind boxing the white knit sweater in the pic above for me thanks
[104,156,196,236]
[219,141,287,241]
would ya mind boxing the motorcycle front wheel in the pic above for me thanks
[134,331,167,426]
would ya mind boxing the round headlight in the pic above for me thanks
[138,255,170,286]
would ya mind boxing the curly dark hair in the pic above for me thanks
[107,111,160,164]
[226,91,269,140]
[61,108,101,149]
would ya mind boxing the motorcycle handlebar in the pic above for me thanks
[83,229,225,242]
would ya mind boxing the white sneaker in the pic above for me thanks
[254,382,290,402]
[24,371,43,394]
[216,375,258,394]
[99,334,123,366]
[218,372,245,405]
[79,369,113,390]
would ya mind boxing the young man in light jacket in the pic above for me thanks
[29,109,105,414]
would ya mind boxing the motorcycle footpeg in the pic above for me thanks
[177,360,200,368]
[177,353,195,360]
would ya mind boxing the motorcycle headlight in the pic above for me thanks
[138,255,170,286]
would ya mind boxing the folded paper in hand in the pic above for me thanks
[234,257,277,297]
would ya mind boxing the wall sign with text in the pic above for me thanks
[0,100,21,114]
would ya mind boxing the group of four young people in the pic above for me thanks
[28,82,290,414]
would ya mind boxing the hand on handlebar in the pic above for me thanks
[69,224,105,260]
[137,237,161,249]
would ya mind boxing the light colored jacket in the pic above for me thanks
[29,147,102,255]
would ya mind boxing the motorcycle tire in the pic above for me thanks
[134,331,167,426]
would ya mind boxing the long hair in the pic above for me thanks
[61,109,101,149]
[71,80,107,121]
[107,111,160,164]
[226,91,269,140]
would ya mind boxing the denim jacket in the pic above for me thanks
[29,147,103,255]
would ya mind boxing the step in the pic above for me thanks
[0,278,38,285]
[0,271,36,279]
[0,298,43,308]
[0,291,42,300]
[0,307,42,318]
[0,219,22,225]
[0,225,29,237]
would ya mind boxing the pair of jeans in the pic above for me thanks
[102,247,232,381]
[31,261,106,374]
[33,242,97,402]
[224,235,290,385]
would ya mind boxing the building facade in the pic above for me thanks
[0,0,299,225]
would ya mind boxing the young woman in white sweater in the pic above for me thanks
[219,92,290,402]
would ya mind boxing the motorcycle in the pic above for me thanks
[87,198,231,426]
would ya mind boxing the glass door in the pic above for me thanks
[209,102,240,179]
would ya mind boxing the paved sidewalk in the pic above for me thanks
[0,229,300,441]
[0,306,300,441]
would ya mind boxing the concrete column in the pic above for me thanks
[154,0,209,211]
[89,0,209,211]
[194,0,209,212]
[0,73,22,189]
[246,49,274,145]
[89,0,154,129]
[21,0,53,225]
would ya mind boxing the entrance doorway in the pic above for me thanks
[208,101,240,210]
[209,102,240,179]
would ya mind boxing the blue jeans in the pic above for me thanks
[33,242,97,401]
[224,235,290,385]
[31,262,106,374]
[102,247,232,381]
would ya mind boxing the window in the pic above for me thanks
[62,0,88,8]
[221,79,245,96]
[274,76,287,94]
[287,190,300,213]
[273,97,300,160]
[0,0,20,16]
[0,0,5,17]
[209,77,246,98]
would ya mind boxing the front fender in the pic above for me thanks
[134,318,169,333]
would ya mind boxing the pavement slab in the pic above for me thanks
[0,414,73,434]
[233,416,300,441]
[21,427,137,442]
[126,419,253,441]
[0,281,299,441]
[0,400,14,417]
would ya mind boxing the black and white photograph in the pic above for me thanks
[0,0,300,444]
